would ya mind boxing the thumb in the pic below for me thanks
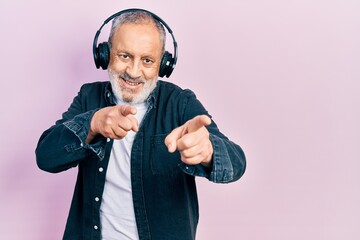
[188,115,211,133]
[164,126,184,153]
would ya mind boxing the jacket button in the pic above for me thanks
[95,197,100,202]
[99,167,104,172]
[94,225,98,230]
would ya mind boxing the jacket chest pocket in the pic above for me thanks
[150,134,181,175]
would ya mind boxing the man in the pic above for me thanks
[36,9,246,240]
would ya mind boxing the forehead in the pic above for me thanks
[112,23,163,55]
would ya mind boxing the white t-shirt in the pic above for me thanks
[100,100,148,240]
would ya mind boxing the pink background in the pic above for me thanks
[1,0,359,239]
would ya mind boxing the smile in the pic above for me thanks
[121,78,143,87]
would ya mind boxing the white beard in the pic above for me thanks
[108,69,158,105]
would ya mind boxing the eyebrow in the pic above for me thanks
[116,50,158,60]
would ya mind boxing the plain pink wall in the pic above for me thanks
[1,0,359,239]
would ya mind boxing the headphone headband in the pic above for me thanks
[93,8,178,78]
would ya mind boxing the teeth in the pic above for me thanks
[124,80,140,86]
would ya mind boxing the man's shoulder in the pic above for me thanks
[78,81,110,96]
[157,80,195,98]
[80,81,109,90]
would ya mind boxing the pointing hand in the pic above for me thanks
[86,105,138,143]
[165,115,213,167]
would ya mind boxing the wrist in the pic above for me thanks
[86,113,98,144]
[200,154,213,169]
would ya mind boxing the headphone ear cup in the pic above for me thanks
[159,51,174,78]
[96,42,110,70]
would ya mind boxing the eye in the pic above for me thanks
[119,53,130,59]
[143,58,154,65]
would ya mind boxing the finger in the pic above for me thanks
[179,140,213,165]
[111,125,128,139]
[117,117,134,131]
[180,154,205,165]
[164,126,185,153]
[119,105,137,116]
[179,143,211,165]
[184,138,213,158]
[127,115,139,132]
[118,105,138,132]
[176,124,210,151]
[176,132,198,151]
[179,143,202,159]
[188,115,211,133]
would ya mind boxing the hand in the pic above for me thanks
[164,115,213,168]
[86,105,138,143]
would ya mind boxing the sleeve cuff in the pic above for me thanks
[179,133,235,182]
[63,109,106,160]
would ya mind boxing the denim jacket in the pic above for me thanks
[36,80,246,240]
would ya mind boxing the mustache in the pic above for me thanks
[118,72,145,84]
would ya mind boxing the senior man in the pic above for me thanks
[36,9,246,240]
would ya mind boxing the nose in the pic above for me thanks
[126,59,141,79]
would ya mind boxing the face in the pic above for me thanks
[108,22,163,104]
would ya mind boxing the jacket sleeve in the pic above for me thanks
[178,90,246,183]
[35,85,106,173]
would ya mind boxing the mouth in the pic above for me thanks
[121,78,144,88]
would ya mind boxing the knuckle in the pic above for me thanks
[107,109,117,117]
[122,121,132,131]
[201,151,209,159]
[181,139,192,149]
[115,129,127,138]
[181,149,191,158]
[104,118,114,126]
[103,129,112,136]
[181,156,191,165]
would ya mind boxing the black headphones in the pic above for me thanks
[93,8,178,78]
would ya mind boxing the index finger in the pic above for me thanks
[188,115,211,133]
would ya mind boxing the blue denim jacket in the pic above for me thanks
[36,80,246,240]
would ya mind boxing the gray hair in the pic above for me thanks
[108,11,166,53]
